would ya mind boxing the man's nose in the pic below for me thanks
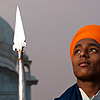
[80,50,89,58]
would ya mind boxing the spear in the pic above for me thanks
[13,6,28,100]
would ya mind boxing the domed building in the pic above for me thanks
[0,17,38,100]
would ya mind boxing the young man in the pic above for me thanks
[54,25,100,100]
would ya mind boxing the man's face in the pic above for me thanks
[72,38,100,81]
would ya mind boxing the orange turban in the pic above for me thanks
[70,24,100,59]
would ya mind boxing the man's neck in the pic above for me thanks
[77,79,100,97]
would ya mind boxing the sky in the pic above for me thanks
[0,0,100,100]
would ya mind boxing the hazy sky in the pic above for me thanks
[1,0,100,100]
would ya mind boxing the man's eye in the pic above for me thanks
[74,50,81,54]
[89,48,97,52]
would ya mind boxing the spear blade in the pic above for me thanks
[13,6,26,51]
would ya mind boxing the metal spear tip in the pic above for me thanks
[13,6,26,51]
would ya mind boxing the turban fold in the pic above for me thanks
[70,24,100,59]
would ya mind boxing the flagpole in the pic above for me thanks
[13,6,28,100]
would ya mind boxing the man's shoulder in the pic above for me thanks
[54,83,78,100]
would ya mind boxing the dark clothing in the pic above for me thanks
[54,83,82,100]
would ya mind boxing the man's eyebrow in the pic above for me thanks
[88,43,100,48]
[74,43,100,50]
[74,44,82,50]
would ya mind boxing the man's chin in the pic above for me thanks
[75,75,96,82]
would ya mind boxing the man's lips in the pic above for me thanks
[78,61,90,67]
